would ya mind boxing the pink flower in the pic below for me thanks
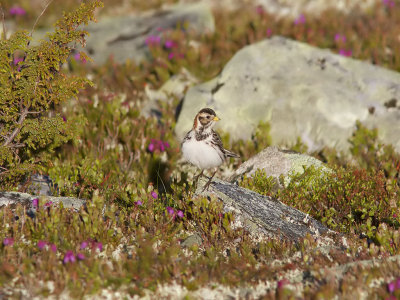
[294,14,305,25]
[339,49,352,57]
[396,278,400,289]
[44,201,53,207]
[3,237,14,246]
[50,244,57,253]
[151,191,158,199]
[134,200,143,206]
[13,57,23,65]
[334,33,346,43]
[168,53,175,60]
[9,6,26,16]
[32,198,39,208]
[63,251,76,264]
[148,142,155,152]
[80,241,88,249]
[77,253,85,260]
[383,0,395,8]
[37,240,47,250]
[73,52,87,64]
[388,281,395,293]
[277,279,289,288]
[166,206,175,216]
[177,210,184,218]
[164,40,176,49]
[148,139,170,153]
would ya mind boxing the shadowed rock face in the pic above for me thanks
[196,177,330,241]
[175,36,400,153]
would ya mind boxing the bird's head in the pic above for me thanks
[193,108,220,132]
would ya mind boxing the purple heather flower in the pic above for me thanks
[339,49,352,57]
[334,33,346,43]
[148,139,170,153]
[388,281,396,293]
[9,6,26,16]
[13,57,23,65]
[32,198,39,208]
[77,253,85,260]
[168,53,175,60]
[37,240,47,250]
[177,210,184,218]
[277,279,288,288]
[151,191,158,199]
[80,241,88,249]
[62,116,67,122]
[135,200,143,206]
[396,278,400,289]
[63,251,76,264]
[383,0,395,8]
[44,201,53,207]
[294,14,305,25]
[50,244,57,253]
[73,52,87,64]
[148,143,155,152]
[166,206,175,216]
[3,237,14,246]
[164,40,176,49]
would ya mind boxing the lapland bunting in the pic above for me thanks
[181,108,239,190]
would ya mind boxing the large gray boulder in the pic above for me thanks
[80,3,214,65]
[175,36,400,153]
[30,3,214,65]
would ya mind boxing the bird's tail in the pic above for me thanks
[224,149,240,158]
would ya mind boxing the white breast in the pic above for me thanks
[182,135,224,169]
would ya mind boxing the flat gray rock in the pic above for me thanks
[176,36,400,153]
[0,191,85,211]
[196,177,329,241]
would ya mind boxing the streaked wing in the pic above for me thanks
[211,130,239,159]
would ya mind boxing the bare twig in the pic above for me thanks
[3,107,29,147]
[30,0,54,37]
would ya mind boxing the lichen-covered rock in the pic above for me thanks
[196,177,330,241]
[231,146,331,186]
[175,36,400,153]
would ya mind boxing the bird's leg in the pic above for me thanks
[193,170,204,185]
[202,169,217,192]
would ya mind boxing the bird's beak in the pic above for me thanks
[213,116,220,121]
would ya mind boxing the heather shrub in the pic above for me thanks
[0,0,103,189]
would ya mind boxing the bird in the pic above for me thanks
[181,108,240,191]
